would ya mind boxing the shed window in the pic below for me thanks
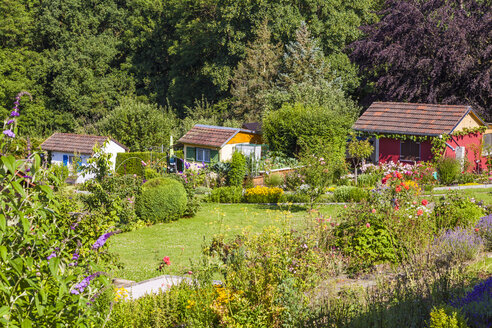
[400,140,420,162]
[196,148,211,162]
[483,134,492,155]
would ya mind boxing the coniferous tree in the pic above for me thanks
[230,21,281,121]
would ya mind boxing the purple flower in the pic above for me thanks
[450,276,492,327]
[23,175,32,179]
[46,251,56,262]
[72,252,80,261]
[3,130,15,138]
[91,232,116,250]
[70,272,103,295]
[6,120,14,125]
[10,111,19,117]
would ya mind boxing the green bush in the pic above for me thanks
[49,163,69,186]
[280,192,311,203]
[436,157,461,185]
[136,178,187,223]
[357,173,381,187]
[264,172,284,187]
[428,306,469,328]
[228,151,246,186]
[144,168,160,180]
[115,152,166,176]
[209,186,243,203]
[333,186,368,202]
[433,193,485,230]
[285,170,303,190]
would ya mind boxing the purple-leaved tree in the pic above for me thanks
[350,0,491,120]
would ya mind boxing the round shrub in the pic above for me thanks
[264,173,284,187]
[433,193,485,229]
[136,178,187,223]
[436,157,461,185]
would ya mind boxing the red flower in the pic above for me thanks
[163,256,171,265]
[475,228,479,232]
[371,208,376,214]
[395,186,401,193]
[396,172,403,179]
[417,209,423,216]
[366,223,371,228]
[421,199,428,206]
[404,185,409,190]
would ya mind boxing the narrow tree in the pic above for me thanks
[230,21,281,121]
[348,135,374,185]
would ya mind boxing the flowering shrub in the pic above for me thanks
[432,227,484,263]
[475,215,492,251]
[244,185,283,203]
[428,306,469,328]
[433,192,485,230]
[450,276,492,328]
[361,161,438,187]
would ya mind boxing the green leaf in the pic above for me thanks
[21,318,32,328]
[1,155,17,175]
[0,214,5,231]
[0,306,9,317]
[35,294,44,316]
[11,181,26,197]
[20,217,30,234]
[0,246,6,261]
[49,257,59,277]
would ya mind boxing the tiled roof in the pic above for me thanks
[177,125,240,148]
[40,133,128,154]
[353,102,474,136]
[242,122,262,133]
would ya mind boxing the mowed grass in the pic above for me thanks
[109,203,341,282]
[430,187,492,204]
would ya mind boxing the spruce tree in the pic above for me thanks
[230,21,281,121]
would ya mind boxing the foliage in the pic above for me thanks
[450,276,492,328]
[333,186,369,203]
[431,227,484,264]
[165,173,201,217]
[475,215,492,251]
[228,151,246,187]
[437,157,462,185]
[264,172,284,188]
[115,152,166,176]
[284,170,304,191]
[136,178,187,223]
[98,98,176,152]
[230,20,281,121]
[0,153,114,326]
[433,193,485,230]
[356,173,381,188]
[428,306,469,328]
[209,186,243,204]
[351,0,491,120]
[244,186,284,203]
[263,101,356,158]
[82,140,113,182]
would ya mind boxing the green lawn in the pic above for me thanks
[429,187,492,204]
[109,203,342,282]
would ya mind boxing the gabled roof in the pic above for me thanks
[352,102,485,136]
[242,122,262,134]
[177,124,257,148]
[40,133,128,154]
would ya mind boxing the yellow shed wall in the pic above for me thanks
[454,113,482,131]
[226,132,262,145]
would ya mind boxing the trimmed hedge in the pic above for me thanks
[209,186,243,203]
[136,178,187,223]
[115,152,166,176]
[333,186,369,203]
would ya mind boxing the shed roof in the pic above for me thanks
[177,124,257,148]
[352,102,484,136]
[241,122,262,133]
[40,133,128,154]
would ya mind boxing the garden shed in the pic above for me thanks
[40,133,128,183]
[352,102,490,171]
[177,124,262,166]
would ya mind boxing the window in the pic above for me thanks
[483,134,492,155]
[196,148,211,162]
[400,140,420,162]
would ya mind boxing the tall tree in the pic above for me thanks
[351,0,492,119]
[230,21,281,121]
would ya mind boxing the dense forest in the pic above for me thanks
[1,0,490,151]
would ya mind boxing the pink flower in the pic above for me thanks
[187,271,193,275]
[421,199,428,206]
[371,208,376,214]
[416,209,423,216]
[366,223,370,228]
[474,228,479,232]
[141,161,147,166]
[344,205,347,208]
[163,256,170,265]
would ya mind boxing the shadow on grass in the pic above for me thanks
[251,203,310,213]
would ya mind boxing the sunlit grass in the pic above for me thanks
[109,203,341,282]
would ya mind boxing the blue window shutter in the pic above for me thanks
[63,155,69,166]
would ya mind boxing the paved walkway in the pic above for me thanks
[433,184,492,191]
